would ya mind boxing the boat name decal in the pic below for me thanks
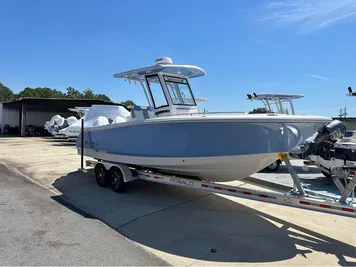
[84,140,99,147]
[170,177,194,187]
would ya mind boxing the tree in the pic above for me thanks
[37,87,56,98]
[96,94,111,102]
[82,88,95,99]
[120,100,135,108]
[118,100,135,111]
[16,87,66,98]
[52,89,66,98]
[17,87,40,98]
[1,82,112,102]
[0,83,15,101]
[65,87,111,101]
[66,87,82,99]
[249,107,267,114]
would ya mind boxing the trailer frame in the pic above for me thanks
[83,153,356,218]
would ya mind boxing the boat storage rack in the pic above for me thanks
[84,153,356,218]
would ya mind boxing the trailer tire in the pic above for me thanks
[109,167,126,193]
[94,163,110,187]
[265,160,280,172]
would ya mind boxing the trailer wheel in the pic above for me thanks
[265,160,280,172]
[109,167,126,193]
[94,163,110,187]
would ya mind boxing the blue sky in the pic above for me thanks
[1,0,356,117]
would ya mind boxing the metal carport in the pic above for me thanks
[1,97,120,137]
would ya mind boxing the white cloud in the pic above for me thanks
[305,73,330,80]
[255,0,356,33]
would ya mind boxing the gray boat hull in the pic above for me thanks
[76,116,327,182]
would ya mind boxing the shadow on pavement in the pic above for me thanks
[254,164,354,197]
[51,170,356,265]
[259,163,322,174]
[51,143,76,147]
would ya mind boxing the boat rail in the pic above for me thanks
[152,111,247,118]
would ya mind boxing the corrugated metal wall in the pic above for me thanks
[2,107,75,127]
[25,110,74,127]
[2,108,19,126]
[343,121,356,131]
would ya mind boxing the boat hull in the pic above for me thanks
[80,148,281,182]
[76,116,329,182]
[294,122,325,147]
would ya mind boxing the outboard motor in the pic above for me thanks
[299,120,347,160]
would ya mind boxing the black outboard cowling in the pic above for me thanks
[316,119,346,142]
[299,120,346,160]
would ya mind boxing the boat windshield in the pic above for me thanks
[164,75,196,106]
[146,75,169,109]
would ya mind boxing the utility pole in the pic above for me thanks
[338,107,347,118]
[344,107,347,118]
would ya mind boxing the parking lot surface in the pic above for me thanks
[1,137,355,266]
[0,161,167,266]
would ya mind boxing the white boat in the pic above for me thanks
[45,107,90,137]
[246,93,329,171]
[76,57,332,182]
[44,115,62,132]
[57,105,130,140]
[68,107,90,118]
[247,93,325,147]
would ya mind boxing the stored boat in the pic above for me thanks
[247,93,330,171]
[44,115,62,132]
[247,93,326,147]
[47,107,88,137]
[59,104,130,140]
[76,57,332,182]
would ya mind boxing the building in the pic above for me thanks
[0,97,120,136]
[332,117,356,131]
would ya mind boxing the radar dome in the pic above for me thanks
[155,57,173,65]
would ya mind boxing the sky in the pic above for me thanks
[1,0,356,117]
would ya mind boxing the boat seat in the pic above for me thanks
[131,106,145,121]
[144,106,154,119]
[112,115,127,124]
[93,116,109,127]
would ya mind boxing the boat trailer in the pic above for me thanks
[83,152,356,219]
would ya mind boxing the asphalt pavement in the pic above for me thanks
[0,163,168,266]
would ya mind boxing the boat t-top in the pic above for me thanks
[76,57,332,182]
[68,107,90,118]
[247,93,304,115]
[246,92,324,145]
[246,93,313,171]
